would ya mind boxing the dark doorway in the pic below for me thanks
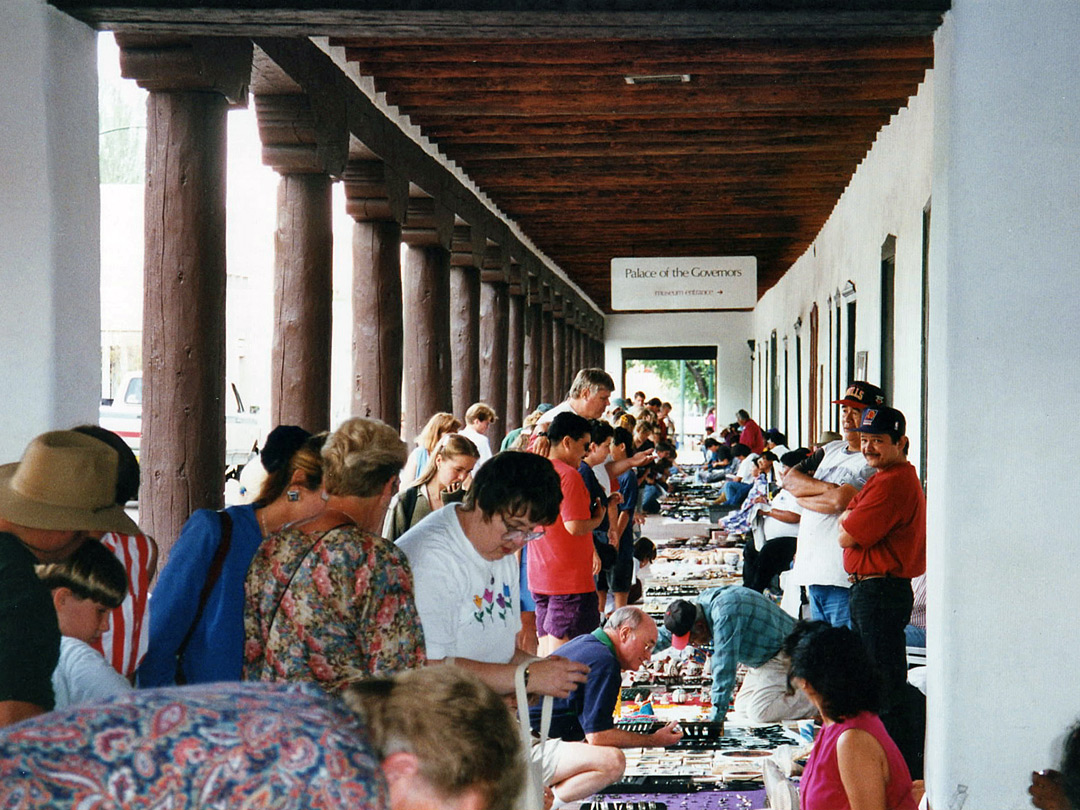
[880,235,897,401]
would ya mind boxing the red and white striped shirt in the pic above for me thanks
[91,532,155,678]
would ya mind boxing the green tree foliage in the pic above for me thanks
[642,359,714,411]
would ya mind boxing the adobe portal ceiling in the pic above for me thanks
[55,1,947,312]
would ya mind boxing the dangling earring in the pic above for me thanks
[286,489,300,502]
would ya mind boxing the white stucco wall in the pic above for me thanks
[926,3,1080,807]
[603,311,752,423]
[751,72,934,468]
[0,0,99,458]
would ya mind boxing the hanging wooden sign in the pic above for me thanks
[610,256,757,311]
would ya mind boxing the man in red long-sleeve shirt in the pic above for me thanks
[736,409,765,454]
[839,404,926,777]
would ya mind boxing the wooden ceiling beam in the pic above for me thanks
[390,94,915,117]
[344,55,934,79]
[337,36,937,64]
[430,126,886,145]
[372,69,929,95]
[444,142,874,161]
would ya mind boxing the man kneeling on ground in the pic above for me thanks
[532,607,684,748]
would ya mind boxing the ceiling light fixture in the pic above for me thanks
[624,74,691,85]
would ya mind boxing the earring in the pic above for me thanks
[286,489,300,502]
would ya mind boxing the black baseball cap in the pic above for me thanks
[664,599,698,650]
[832,381,886,409]
[856,406,906,441]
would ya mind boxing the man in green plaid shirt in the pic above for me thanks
[657,586,795,725]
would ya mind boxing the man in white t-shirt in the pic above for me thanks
[536,368,615,431]
[396,451,624,807]
[457,402,496,471]
[782,381,884,627]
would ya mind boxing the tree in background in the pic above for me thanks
[628,359,714,413]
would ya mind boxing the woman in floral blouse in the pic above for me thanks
[244,417,426,691]
[0,667,524,810]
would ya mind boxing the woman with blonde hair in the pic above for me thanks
[402,412,462,485]
[384,433,479,542]
[244,417,425,690]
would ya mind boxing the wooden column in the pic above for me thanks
[574,324,583,378]
[401,197,454,440]
[540,290,555,406]
[269,173,333,430]
[565,316,579,382]
[450,224,483,422]
[479,277,509,448]
[552,297,567,401]
[524,281,543,412]
[255,92,346,433]
[506,279,526,431]
[118,36,251,560]
[344,160,407,426]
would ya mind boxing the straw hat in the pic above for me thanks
[0,431,139,535]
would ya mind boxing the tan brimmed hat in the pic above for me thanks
[814,430,843,446]
[0,431,139,535]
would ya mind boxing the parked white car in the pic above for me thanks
[99,372,261,468]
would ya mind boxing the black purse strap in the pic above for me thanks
[175,509,233,683]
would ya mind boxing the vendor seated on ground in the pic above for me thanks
[0,666,523,810]
[533,607,683,749]
[35,538,131,709]
[697,439,731,483]
[714,444,759,510]
[713,452,779,539]
[659,586,812,727]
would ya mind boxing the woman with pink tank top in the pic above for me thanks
[788,622,918,810]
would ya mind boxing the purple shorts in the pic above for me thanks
[534,592,601,640]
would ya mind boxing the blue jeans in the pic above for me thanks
[721,480,752,508]
[641,483,663,514]
[904,624,926,647]
[808,584,851,627]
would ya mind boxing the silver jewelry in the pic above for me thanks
[286,489,300,502]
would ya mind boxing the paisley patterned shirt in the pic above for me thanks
[0,682,387,810]
[244,524,426,691]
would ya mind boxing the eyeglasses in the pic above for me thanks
[632,630,656,653]
[501,520,545,544]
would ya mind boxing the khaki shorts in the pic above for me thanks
[529,736,564,785]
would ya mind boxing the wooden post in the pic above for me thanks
[450,223,483,422]
[524,282,543,412]
[118,36,251,561]
[401,196,454,440]
[506,282,526,431]
[268,174,333,431]
[255,91,347,433]
[541,293,555,405]
[343,160,407,426]
[552,300,566,402]
[479,278,509,448]
[575,322,586,379]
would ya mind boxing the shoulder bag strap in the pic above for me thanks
[258,521,352,647]
[175,509,233,683]
[515,661,552,810]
